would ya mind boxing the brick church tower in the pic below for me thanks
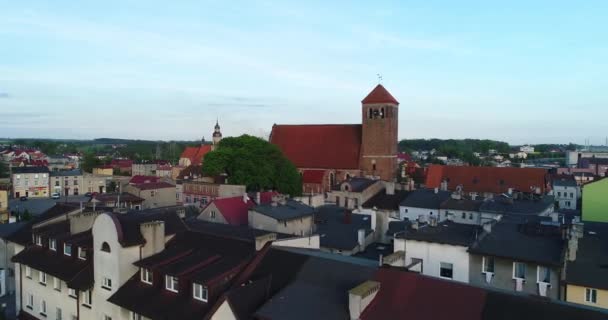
[360,84,399,181]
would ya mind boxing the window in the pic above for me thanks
[165,275,179,293]
[102,277,112,290]
[440,262,453,279]
[570,192,574,198]
[130,312,145,320]
[54,277,61,291]
[469,213,473,220]
[64,244,72,256]
[49,238,57,251]
[56,307,62,320]
[585,288,597,304]
[101,242,111,253]
[141,268,153,284]
[35,235,42,246]
[40,299,47,316]
[513,262,526,279]
[461,212,466,219]
[193,283,208,302]
[82,290,92,306]
[25,266,32,278]
[210,210,216,219]
[151,190,156,197]
[68,288,77,298]
[558,192,561,197]
[39,271,47,285]
[26,293,33,309]
[482,256,495,273]
[78,247,86,260]
[537,266,551,283]
[104,316,112,320]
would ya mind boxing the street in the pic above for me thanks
[8,195,90,216]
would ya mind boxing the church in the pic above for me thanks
[178,120,223,167]
[270,84,399,193]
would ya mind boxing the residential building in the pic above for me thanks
[179,144,213,167]
[198,194,255,226]
[479,194,555,223]
[580,157,608,177]
[565,221,608,309]
[110,159,133,175]
[128,175,160,185]
[90,192,145,210]
[440,195,484,225]
[361,188,411,243]
[47,155,78,171]
[468,217,564,299]
[270,84,399,183]
[315,205,374,255]
[248,197,315,236]
[328,177,384,209]
[425,165,550,197]
[182,180,245,208]
[552,175,579,210]
[83,173,111,194]
[155,165,172,178]
[50,169,84,196]
[131,163,157,176]
[582,178,608,222]
[566,151,608,167]
[399,188,451,222]
[392,220,481,283]
[124,182,177,209]
[92,165,113,176]
[11,167,50,198]
[520,145,535,153]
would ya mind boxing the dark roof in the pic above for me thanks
[479,195,555,216]
[441,197,484,212]
[566,222,608,290]
[91,192,145,203]
[362,190,411,211]
[223,276,273,320]
[253,199,314,221]
[342,177,377,192]
[552,175,578,187]
[315,205,372,251]
[386,221,409,236]
[396,221,481,247]
[253,249,376,320]
[132,182,175,190]
[0,221,27,238]
[469,218,565,266]
[185,219,286,241]
[5,203,81,245]
[50,169,83,177]
[12,166,50,174]
[112,208,187,247]
[400,189,451,209]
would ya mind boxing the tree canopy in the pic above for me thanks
[202,135,302,196]
[81,152,102,173]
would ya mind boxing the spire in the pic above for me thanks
[361,84,399,105]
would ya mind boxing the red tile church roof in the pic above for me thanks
[425,165,549,194]
[302,170,325,184]
[270,124,361,170]
[361,84,399,104]
[180,145,213,165]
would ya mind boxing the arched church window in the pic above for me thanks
[329,172,335,188]
[381,108,385,119]
[368,108,373,119]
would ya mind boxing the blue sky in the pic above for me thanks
[1,0,607,144]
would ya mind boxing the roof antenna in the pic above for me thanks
[376,73,383,84]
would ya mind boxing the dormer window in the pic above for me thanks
[193,283,208,302]
[49,239,57,251]
[141,269,152,285]
[64,244,72,256]
[78,248,87,260]
[165,275,178,293]
[35,235,42,246]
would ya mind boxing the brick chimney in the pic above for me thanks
[349,281,381,320]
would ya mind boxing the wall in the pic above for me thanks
[272,235,320,249]
[400,206,440,222]
[293,194,325,208]
[440,209,481,225]
[360,102,399,180]
[126,185,177,209]
[92,167,113,176]
[218,185,247,198]
[132,164,157,177]
[12,172,49,198]
[566,285,608,309]
[583,179,608,222]
[331,181,384,210]
[552,185,578,210]
[19,265,79,320]
[210,300,237,320]
[248,210,314,236]
[394,238,470,283]
[83,174,110,194]
[50,174,84,196]
[198,203,230,225]
[469,254,560,299]
[0,239,16,295]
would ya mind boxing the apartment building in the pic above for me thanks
[11,167,50,198]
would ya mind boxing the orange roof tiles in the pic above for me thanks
[180,145,213,165]
[361,84,399,104]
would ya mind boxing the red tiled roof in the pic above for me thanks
[425,165,549,194]
[111,159,133,168]
[270,124,361,169]
[361,84,399,104]
[397,152,412,162]
[258,191,279,204]
[129,175,160,185]
[361,268,486,320]
[134,182,175,191]
[212,196,255,226]
[302,169,325,184]
[180,145,213,165]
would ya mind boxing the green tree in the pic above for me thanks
[21,209,32,222]
[0,161,7,178]
[81,152,102,173]
[108,181,117,192]
[202,135,302,196]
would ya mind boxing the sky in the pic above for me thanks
[0,0,607,145]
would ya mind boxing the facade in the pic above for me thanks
[0,187,8,222]
[270,85,400,189]
[131,163,157,177]
[47,156,78,172]
[440,196,484,225]
[50,169,84,196]
[92,166,113,176]
[248,198,315,236]
[552,176,579,210]
[83,173,111,194]
[182,181,246,208]
[11,167,50,198]
[155,165,172,178]
[582,178,608,222]
[198,195,255,226]
[328,177,384,209]
[124,182,177,209]
[399,188,451,222]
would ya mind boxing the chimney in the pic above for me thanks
[440,180,448,191]
[385,182,395,195]
[243,193,248,203]
[412,221,419,230]
[471,193,478,201]
[483,221,493,234]
[358,229,366,248]
[429,216,437,227]
[256,192,261,204]
[434,187,439,194]
[349,281,381,320]
[508,188,513,195]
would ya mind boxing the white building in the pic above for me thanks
[399,189,451,222]
[552,177,579,210]
[520,145,535,153]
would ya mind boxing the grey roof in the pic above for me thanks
[315,205,372,251]
[469,217,565,266]
[12,166,50,174]
[553,177,577,187]
[0,221,27,238]
[50,169,83,177]
[396,220,481,247]
[362,190,411,211]
[479,195,554,216]
[253,199,314,221]
[566,222,608,290]
[254,250,376,320]
[386,220,409,236]
[440,197,484,212]
[399,189,451,209]
[343,177,377,192]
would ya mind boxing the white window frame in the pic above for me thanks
[68,288,77,298]
[25,266,32,278]
[536,265,551,284]
[39,271,47,285]
[439,262,454,279]
[165,275,179,293]
[82,290,92,306]
[102,277,112,290]
[49,238,57,251]
[56,307,62,320]
[585,288,597,304]
[40,299,47,316]
[140,268,152,285]
[193,283,208,302]
[130,312,144,320]
[512,261,526,280]
[78,247,86,260]
[35,235,42,246]
[26,293,33,309]
[54,277,62,291]
[482,256,495,274]
[64,243,72,256]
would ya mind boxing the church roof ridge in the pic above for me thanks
[361,84,399,105]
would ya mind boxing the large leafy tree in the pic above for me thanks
[202,135,302,196]
[81,152,102,173]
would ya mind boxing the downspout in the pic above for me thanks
[19,264,22,314]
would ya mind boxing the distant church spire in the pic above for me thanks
[213,118,223,146]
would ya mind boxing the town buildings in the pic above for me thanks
[552,175,579,210]
[124,182,177,209]
[50,169,84,196]
[11,167,50,198]
[181,180,245,208]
